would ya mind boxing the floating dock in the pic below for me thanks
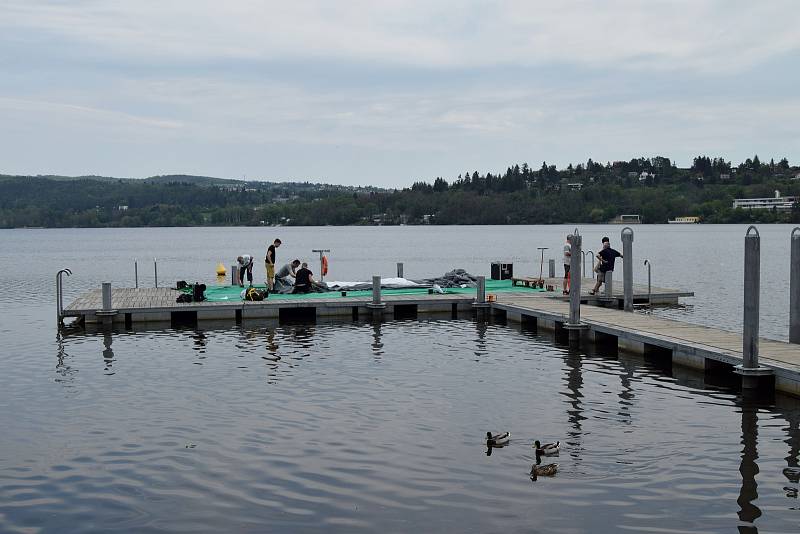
[62,277,800,396]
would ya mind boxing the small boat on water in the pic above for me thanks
[668,216,700,224]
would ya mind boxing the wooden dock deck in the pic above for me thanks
[493,295,800,397]
[63,278,800,396]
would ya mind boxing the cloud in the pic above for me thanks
[4,0,799,72]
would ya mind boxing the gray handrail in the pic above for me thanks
[643,259,652,310]
[583,250,594,277]
[56,268,72,327]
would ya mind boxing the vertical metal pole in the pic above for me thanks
[134,259,139,289]
[790,228,800,343]
[372,275,381,305]
[56,273,62,325]
[644,260,652,309]
[743,226,760,369]
[548,258,555,278]
[569,232,582,325]
[477,275,486,304]
[231,264,238,286]
[153,259,158,288]
[102,282,112,311]
[621,227,634,312]
[604,270,613,298]
[397,262,404,278]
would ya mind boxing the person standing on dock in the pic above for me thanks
[589,237,622,295]
[236,254,255,287]
[563,234,573,295]
[265,238,281,291]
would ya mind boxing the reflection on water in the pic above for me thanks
[1,317,800,532]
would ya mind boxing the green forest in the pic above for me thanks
[2,156,799,228]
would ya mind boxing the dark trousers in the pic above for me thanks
[239,264,253,285]
[292,284,311,294]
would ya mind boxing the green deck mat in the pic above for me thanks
[189,278,546,302]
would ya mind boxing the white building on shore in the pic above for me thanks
[733,190,798,210]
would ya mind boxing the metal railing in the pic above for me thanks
[56,268,72,327]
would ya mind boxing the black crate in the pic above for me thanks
[490,262,513,280]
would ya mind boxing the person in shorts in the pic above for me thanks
[590,237,622,295]
[265,238,281,291]
[563,234,572,295]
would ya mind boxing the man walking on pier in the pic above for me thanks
[265,238,281,291]
[589,236,622,295]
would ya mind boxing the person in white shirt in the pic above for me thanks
[562,235,572,295]
[236,254,254,287]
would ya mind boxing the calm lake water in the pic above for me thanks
[1,225,799,532]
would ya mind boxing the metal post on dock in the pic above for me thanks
[312,249,331,282]
[102,282,112,311]
[231,264,238,286]
[367,275,386,315]
[621,227,634,312]
[604,270,613,299]
[736,226,771,388]
[643,260,652,310]
[153,259,158,288]
[397,262,404,278]
[548,258,555,279]
[473,275,490,316]
[95,281,119,327]
[134,259,138,289]
[56,268,72,327]
[791,227,800,344]
[565,231,586,338]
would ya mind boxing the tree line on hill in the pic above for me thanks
[1,155,799,228]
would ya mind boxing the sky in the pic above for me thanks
[1,0,799,187]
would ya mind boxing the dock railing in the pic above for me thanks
[56,268,72,327]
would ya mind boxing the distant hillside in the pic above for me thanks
[142,174,243,187]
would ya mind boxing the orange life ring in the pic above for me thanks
[321,255,329,276]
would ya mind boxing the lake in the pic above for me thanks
[1,225,799,532]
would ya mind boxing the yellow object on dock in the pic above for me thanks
[216,262,227,276]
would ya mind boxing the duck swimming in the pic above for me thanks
[530,463,558,480]
[486,431,510,447]
[534,440,560,456]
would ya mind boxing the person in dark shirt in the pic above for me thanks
[265,238,281,291]
[590,236,622,295]
[292,262,316,294]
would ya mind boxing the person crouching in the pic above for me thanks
[292,262,316,294]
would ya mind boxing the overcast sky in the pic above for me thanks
[1,1,799,186]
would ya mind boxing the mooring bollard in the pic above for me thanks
[102,282,112,311]
[548,258,555,279]
[568,231,582,326]
[153,259,158,288]
[397,262,404,278]
[372,275,382,305]
[477,275,486,304]
[231,264,238,286]
[791,227,800,344]
[134,259,139,289]
[743,226,760,369]
[621,227,634,312]
[604,270,613,298]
